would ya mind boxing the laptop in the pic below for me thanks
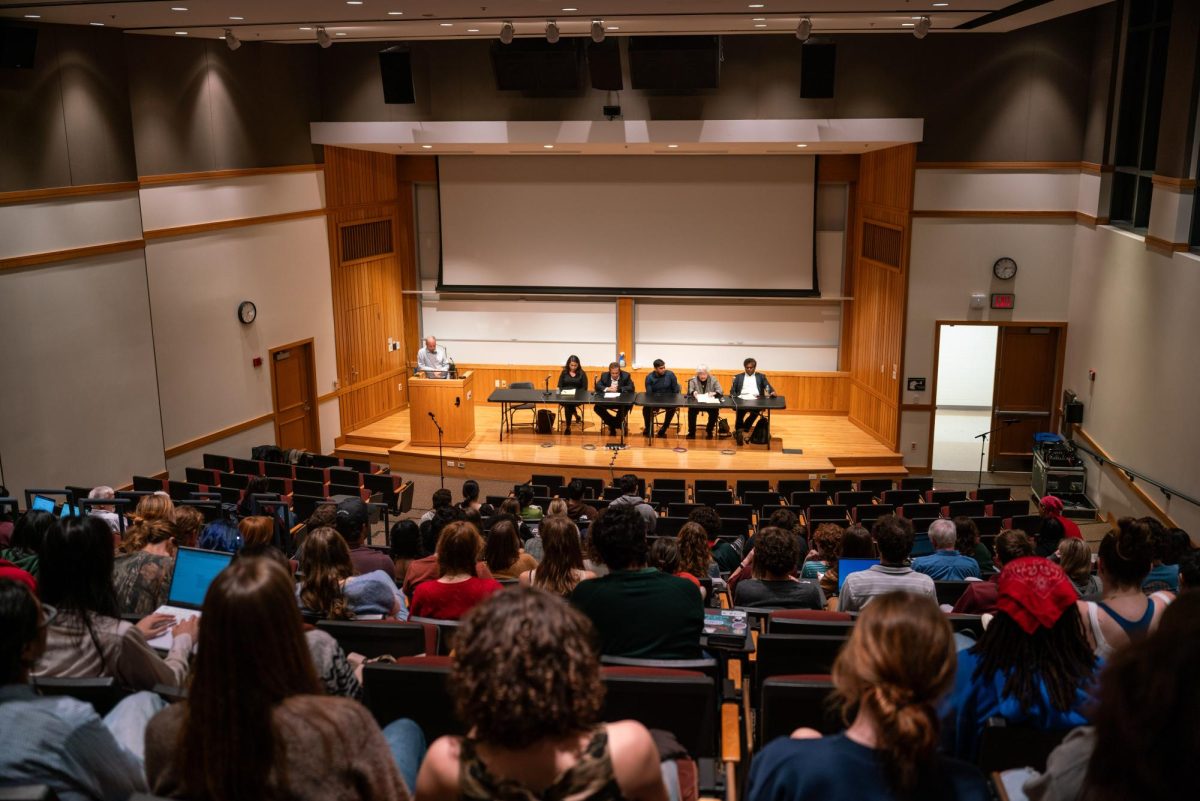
[31,495,56,513]
[838,557,882,591]
[146,547,234,650]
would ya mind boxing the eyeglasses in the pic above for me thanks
[39,603,58,628]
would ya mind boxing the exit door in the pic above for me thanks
[989,326,1063,470]
[271,340,319,453]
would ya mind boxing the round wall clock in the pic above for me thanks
[993,257,1018,280]
[237,300,257,324]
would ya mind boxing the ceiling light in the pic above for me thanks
[299,26,312,31]
[500,20,514,44]
[171,7,188,11]
[347,1,363,4]
[175,31,188,36]
[316,26,332,47]
[607,26,619,30]
[667,144,679,149]
[749,3,765,8]
[421,144,432,149]
[562,7,578,11]
[754,23,766,28]
[24,14,40,18]
[902,23,915,27]
[914,16,931,37]
[796,143,808,148]
[752,17,766,22]
[439,22,453,27]
[89,22,105,26]
[591,20,604,42]
[388,11,404,16]
[467,28,479,32]
[335,32,347,36]
[546,20,560,43]
[224,28,241,50]
[796,17,812,41]
[933,2,949,5]
[543,144,555,149]
[229,16,244,21]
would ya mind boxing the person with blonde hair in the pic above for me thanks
[1057,537,1101,597]
[747,593,989,800]
[171,505,204,548]
[546,497,569,518]
[113,517,177,616]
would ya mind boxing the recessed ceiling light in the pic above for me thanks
[467,28,480,32]
[606,26,619,30]
[171,7,188,11]
[912,16,924,19]
[388,11,404,15]
[749,3,765,7]
[335,32,347,36]
[796,143,808,148]
[933,2,949,5]
[440,22,453,26]
[754,23,767,28]
[89,22,105,26]
[24,14,40,18]
[299,26,312,30]
[543,144,555,149]
[562,7,578,11]
[347,1,363,5]
[421,144,433,149]
[229,16,244,21]
[667,144,679,148]
[175,31,188,35]
[902,23,915,27]
[752,17,766,21]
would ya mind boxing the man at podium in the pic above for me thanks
[416,335,451,378]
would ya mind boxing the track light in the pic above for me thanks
[914,16,931,39]
[499,20,514,44]
[316,26,332,47]
[591,20,604,43]
[223,28,241,50]
[546,20,560,43]
[795,17,812,42]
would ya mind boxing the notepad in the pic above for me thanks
[603,392,620,399]
[739,393,759,400]
[559,388,576,397]
[695,393,720,404]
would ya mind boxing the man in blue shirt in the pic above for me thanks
[913,519,982,581]
[641,358,681,438]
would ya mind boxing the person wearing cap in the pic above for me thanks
[1039,495,1083,541]
[942,557,1097,760]
[335,498,394,576]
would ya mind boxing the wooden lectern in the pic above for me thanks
[408,371,476,447]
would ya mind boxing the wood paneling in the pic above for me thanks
[142,209,326,240]
[270,339,320,453]
[616,298,634,365]
[324,146,408,432]
[817,155,860,183]
[0,181,139,206]
[1072,425,1179,528]
[1151,174,1198,191]
[0,239,145,272]
[137,163,323,187]
[916,162,1085,171]
[1144,234,1190,253]
[396,156,437,183]
[395,163,422,365]
[408,373,476,447]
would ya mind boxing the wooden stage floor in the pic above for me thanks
[339,407,906,482]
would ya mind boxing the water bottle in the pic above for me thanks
[618,352,626,368]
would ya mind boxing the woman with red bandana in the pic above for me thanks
[1039,495,1083,540]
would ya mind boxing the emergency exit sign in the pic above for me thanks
[991,293,1015,309]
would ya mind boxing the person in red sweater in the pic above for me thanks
[1040,495,1083,540]
[952,529,1035,615]
[410,521,502,620]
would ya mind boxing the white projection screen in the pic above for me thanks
[437,155,818,296]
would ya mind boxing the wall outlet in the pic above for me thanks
[911,442,918,451]
[447,460,455,467]
[398,383,403,392]
[457,461,465,468]
[501,379,507,387]
[495,379,500,387]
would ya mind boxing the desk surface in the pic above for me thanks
[488,389,786,410]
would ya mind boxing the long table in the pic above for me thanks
[487,389,787,449]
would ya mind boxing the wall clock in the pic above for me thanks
[993,257,1018,280]
[237,300,257,324]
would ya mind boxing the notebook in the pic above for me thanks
[703,609,749,647]
[146,547,234,650]
[837,557,881,591]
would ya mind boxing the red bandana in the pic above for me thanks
[995,557,1077,634]
[0,559,37,595]
[1039,495,1065,515]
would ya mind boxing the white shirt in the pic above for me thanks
[741,373,760,397]
[416,345,450,374]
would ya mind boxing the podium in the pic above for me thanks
[408,371,476,447]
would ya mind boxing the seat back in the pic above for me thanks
[342,457,373,474]
[857,478,894,496]
[218,471,249,489]
[693,479,728,494]
[294,465,325,484]
[776,479,812,498]
[934,580,972,606]
[363,473,400,505]
[185,467,217,486]
[901,502,941,520]
[655,516,689,537]
[531,474,566,493]
[949,500,986,518]
[716,503,753,522]
[972,516,1002,537]
[652,478,686,492]
[900,476,934,493]
[759,675,839,744]
[202,453,232,472]
[977,721,1070,772]
[973,487,1012,503]
[883,489,922,507]
[807,504,847,522]
[328,467,360,488]
[743,490,782,512]
[31,676,129,716]
[132,474,165,492]
[992,499,1031,519]
[263,461,294,479]
[696,489,733,507]
[735,479,771,500]
[167,480,200,501]
[817,479,852,495]
[231,457,262,476]
[362,657,460,739]
[1010,514,1043,536]
[601,667,717,759]
[292,494,330,522]
[408,616,462,655]
[571,477,605,499]
[316,620,432,659]
[602,485,624,501]
[767,617,855,638]
[789,491,830,512]
[856,503,893,524]
[835,490,873,509]
[754,634,847,704]
[651,488,687,507]
[720,517,751,538]
[930,489,968,505]
[669,502,705,518]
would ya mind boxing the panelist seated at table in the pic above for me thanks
[416,335,452,378]
[685,365,724,440]
[557,354,588,434]
[731,357,776,441]
[641,359,681,439]
[593,362,634,435]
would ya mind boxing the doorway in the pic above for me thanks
[270,339,320,453]
[932,325,998,472]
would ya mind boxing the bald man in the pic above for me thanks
[416,335,451,378]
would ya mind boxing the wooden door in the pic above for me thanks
[271,341,319,452]
[989,326,1062,469]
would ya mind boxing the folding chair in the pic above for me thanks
[505,382,538,433]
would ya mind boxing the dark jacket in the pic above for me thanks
[557,370,588,392]
[594,371,634,394]
[645,370,681,395]
[731,371,775,397]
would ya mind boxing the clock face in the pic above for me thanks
[238,300,257,324]
[993,257,1018,280]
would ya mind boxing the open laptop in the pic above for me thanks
[146,547,234,650]
[838,557,882,591]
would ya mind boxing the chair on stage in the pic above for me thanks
[506,382,538,434]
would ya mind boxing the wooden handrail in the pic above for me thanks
[1070,426,1192,528]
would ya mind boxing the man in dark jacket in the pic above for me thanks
[641,359,682,438]
[730,357,776,444]
[593,362,635,435]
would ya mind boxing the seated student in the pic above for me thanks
[1057,537,1102,597]
[839,516,936,613]
[943,558,1096,761]
[564,479,599,523]
[419,488,453,524]
[171,504,205,549]
[496,497,536,541]
[1079,518,1174,659]
[734,526,824,609]
[593,361,635,435]
[0,571,152,800]
[678,522,719,581]
[198,518,242,553]
[568,506,703,659]
[520,516,595,595]
[515,486,544,522]
[1,509,56,577]
[404,507,494,597]
[955,516,995,574]
[747,593,989,801]
[298,527,407,620]
[688,506,744,572]
[337,497,394,576]
[649,537,702,593]
[388,519,423,586]
[417,588,668,801]
[1142,516,1182,593]
[457,479,494,517]
[1180,547,1200,592]
[483,519,539,580]
[410,522,502,620]
[608,473,657,534]
[1035,515,1068,559]
[33,517,196,690]
[1039,495,1083,541]
[86,485,126,535]
[800,522,845,580]
[145,557,420,799]
[912,519,982,581]
[112,517,177,616]
[525,498,569,560]
[953,529,1035,614]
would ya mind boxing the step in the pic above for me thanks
[834,465,909,478]
[344,432,403,449]
[334,443,392,463]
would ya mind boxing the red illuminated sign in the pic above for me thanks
[991,293,1015,309]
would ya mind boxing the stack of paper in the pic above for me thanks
[695,393,720,404]
[559,388,576,397]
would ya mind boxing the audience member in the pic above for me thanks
[568,506,703,659]
[86,485,125,534]
[497,498,535,541]
[943,558,1095,760]
[1,509,55,577]
[1056,537,1101,597]
[403,506,493,597]
[1141,517,1181,593]
[298,527,406,620]
[238,515,275,551]
[171,505,204,548]
[546,497,569,518]
[197,518,242,553]
[0,575,151,799]
[420,488,454,524]
[336,497,393,576]
[564,479,599,522]
[649,537,702,593]
[388,519,423,585]
[765,508,808,556]
[800,522,843,578]
[677,521,718,580]
[457,479,494,517]
[144,557,418,798]
[483,518,539,579]
[113,517,177,616]
[839,516,936,612]
[0,485,13,548]
[688,506,743,572]
[410,522,502,620]
[131,493,175,527]
[1079,518,1173,659]
[1035,515,1068,558]
[734,526,824,609]
[912,519,982,581]
[747,593,988,801]
[520,516,595,595]
[954,516,994,573]
[952,529,1035,614]
[608,474,657,533]
[1178,547,1200,592]
[33,517,195,689]
[416,588,667,801]
[1039,495,1082,541]
[517,486,544,522]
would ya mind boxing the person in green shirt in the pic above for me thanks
[687,506,745,573]
[954,516,995,574]
[569,506,703,659]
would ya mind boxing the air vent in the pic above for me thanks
[339,219,393,263]
[861,221,902,268]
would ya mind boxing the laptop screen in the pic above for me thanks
[168,547,234,608]
[31,495,57,513]
[59,503,81,518]
[838,557,881,591]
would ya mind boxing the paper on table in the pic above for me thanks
[559,388,576,397]
[695,393,721,404]
[739,393,759,400]
[603,392,620,399]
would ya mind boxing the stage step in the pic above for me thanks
[334,443,393,464]
[833,465,909,479]
[344,431,403,449]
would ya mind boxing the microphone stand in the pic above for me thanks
[608,445,620,484]
[974,417,1019,491]
[428,412,445,489]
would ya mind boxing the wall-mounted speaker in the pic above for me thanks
[378,47,416,104]
[491,39,582,93]
[800,41,836,99]
[588,38,623,90]
[0,25,38,69]
[628,36,720,91]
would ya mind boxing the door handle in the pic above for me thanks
[303,404,311,411]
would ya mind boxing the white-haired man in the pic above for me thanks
[685,365,724,440]
[416,335,451,378]
[87,485,124,534]
[912,518,982,581]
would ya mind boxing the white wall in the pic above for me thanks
[139,170,326,231]
[935,325,998,407]
[0,192,143,258]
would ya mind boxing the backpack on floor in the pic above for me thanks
[535,409,556,434]
[749,418,770,445]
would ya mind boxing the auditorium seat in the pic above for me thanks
[184,467,217,486]
[696,489,733,506]
[857,478,894,496]
[31,676,129,716]
[930,490,968,506]
[652,478,686,493]
[883,489,921,507]
[948,500,986,518]
[655,517,689,537]
[531,473,565,493]
[341,457,373,474]
[789,491,829,514]
[735,479,771,500]
[231,457,262,476]
[743,490,782,514]
[202,453,232,472]
[776,479,812,498]
[835,490,873,509]
[759,674,839,744]
[694,479,728,494]
[362,656,460,739]
[977,719,1070,772]
[316,619,435,659]
[600,665,718,761]
[263,461,294,479]
[767,610,854,637]
[308,453,341,469]
[817,479,852,496]
[934,581,973,606]
[571,477,605,499]
[651,487,687,507]
[807,505,848,523]
[407,615,462,655]
[669,502,706,518]
[856,503,893,525]
[992,499,1031,521]
[901,477,934,494]
[753,634,847,705]
[363,472,407,513]
[972,487,1012,503]
[1011,514,1043,536]
[716,503,753,523]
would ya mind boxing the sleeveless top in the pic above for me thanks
[458,725,626,801]
[1085,591,1173,660]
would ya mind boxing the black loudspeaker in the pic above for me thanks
[1064,399,1084,425]
[588,38,623,90]
[0,25,38,69]
[378,47,416,104]
[800,41,836,99]
[491,39,582,92]
[628,36,720,91]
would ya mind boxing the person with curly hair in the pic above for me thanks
[649,537,702,593]
[416,587,668,801]
[800,522,845,580]
[734,526,824,609]
[687,506,744,572]
[747,593,988,801]
[677,522,717,580]
[113,517,177,616]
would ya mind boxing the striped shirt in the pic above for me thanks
[838,564,936,612]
